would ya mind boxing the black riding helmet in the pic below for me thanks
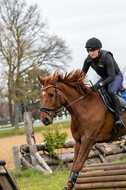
[85,37,102,52]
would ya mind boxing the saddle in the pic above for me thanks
[98,87,126,113]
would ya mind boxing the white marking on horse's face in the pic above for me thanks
[42,91,46,95]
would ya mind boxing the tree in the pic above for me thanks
[0,0,71,128]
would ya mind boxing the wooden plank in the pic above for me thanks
[76,174,126,183]
[0,175,14,190]
[0,166,6,174]
[78,169,126,177]
[75,181,126,189]
[84,161,126,167]
[81,164,126,172]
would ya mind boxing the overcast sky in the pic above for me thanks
[28,0,126,83]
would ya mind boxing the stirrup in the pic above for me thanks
[110,128,120,143]
[115,119,124,129]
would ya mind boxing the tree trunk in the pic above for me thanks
[14,103,19,129]
[8,87,15,126]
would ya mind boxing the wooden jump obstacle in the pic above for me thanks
[0,160,19,190]
[75,161,126,190]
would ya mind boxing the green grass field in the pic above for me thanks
[12,168,70,190]
[12,157,126,190]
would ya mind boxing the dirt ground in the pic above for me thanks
[0,129,73,170]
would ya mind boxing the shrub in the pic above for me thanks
[42,124,68,157]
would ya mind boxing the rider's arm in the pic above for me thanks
[102,54,115,86]
[82,59,90,74]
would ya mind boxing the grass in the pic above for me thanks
[0,121,70,138]
[112,157,126,162]
[11,168,70,190]
[11,157,126,190]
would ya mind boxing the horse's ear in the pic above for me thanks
[38,76,44,85]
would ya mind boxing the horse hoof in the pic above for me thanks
[62,188,68,190]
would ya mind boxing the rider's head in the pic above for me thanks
[85,37,102,58]
[85,37,102,53]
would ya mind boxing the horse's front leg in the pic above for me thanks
[63,137,95,190]
[70,141,81,175]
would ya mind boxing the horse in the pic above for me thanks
[38,69,126,190]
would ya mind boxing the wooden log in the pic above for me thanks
[41,152,126,166]
[34,152,52,173]
[84,160,126,167]
[88,143,124,158]
[24,112,52,174]
[34,164,47,175]
[20,141,126,164]
[78,169,126,178]
[76,175,126,183]
[24,112,37,166]
[20,136,126,168]
[98,154,106,163]
[95,144,106,155]
[21,151,126,167]
[81,164,126,172]
[20,139,75,154]
[75,181,126,189]
[12,146,21,170]
[20,157,34,169]
[21,141,126,157]
[105,153,126,162]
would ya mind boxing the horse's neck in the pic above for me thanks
[58,82,100,116]
[58,82,85,109]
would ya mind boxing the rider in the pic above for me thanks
[82,37,124,134]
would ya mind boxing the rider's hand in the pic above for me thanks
[91,83,103,92]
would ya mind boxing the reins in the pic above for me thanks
[66,91,92,108]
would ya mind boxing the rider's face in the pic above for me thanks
[89,49,99,59]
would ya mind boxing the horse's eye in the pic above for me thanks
[49,93,54,97]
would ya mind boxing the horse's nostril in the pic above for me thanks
[43,117,50,125]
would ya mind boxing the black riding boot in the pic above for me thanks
[110,93,124,141]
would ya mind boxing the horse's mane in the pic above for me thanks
[43,70,90,93]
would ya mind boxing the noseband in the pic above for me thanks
[40,83,62,118]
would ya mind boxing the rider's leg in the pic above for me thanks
[111,92,124,128]
[108,72,124,131]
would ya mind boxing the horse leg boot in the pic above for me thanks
[111,92,124,140]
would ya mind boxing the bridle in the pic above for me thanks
[40,83,92,118]
[40,83,63,118]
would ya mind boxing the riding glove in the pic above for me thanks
[91,83,103,92]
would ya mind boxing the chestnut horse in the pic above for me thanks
[38,70,126,190]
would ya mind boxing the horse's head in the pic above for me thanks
[38,76,63,126]
[38,70,89,125]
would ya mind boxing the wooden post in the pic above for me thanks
[12,146,21,170]
[24,112,52,174]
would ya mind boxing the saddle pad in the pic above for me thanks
[98,90,115,113]
[98,89,126,113]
